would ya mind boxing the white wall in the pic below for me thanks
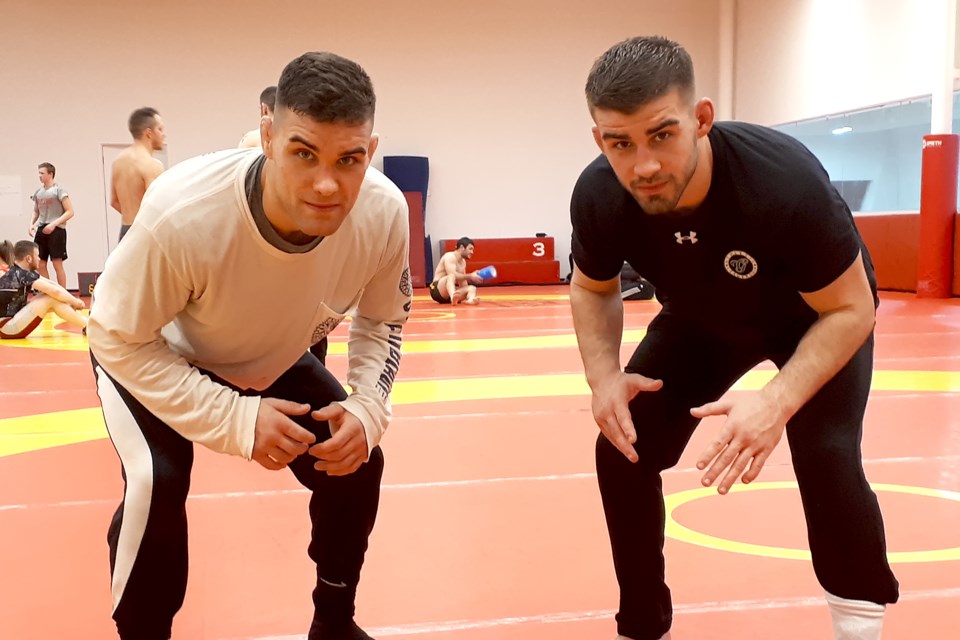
[0,0,720,287]
[735,0,942,125]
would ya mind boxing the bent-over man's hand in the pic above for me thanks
[309,403,369,476]
[692,392,787,494]
[252,398,316,470]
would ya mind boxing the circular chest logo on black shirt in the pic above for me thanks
[724,251,758,279]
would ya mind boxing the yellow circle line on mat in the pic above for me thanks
[664,481,960,563]
[1,368,959,458]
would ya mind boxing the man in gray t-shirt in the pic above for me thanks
[29,161,75,287]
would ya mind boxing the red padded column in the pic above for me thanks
[917,134,959,297]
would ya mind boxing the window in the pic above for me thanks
[772,95,956,212]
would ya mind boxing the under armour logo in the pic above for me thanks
[675,231,698,244]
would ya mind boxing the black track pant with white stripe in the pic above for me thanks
[91,351,384,640]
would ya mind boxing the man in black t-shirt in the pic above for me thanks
[569,36,898,640]
[0,240,87,338]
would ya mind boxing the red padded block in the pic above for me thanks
[491,260,561,284]
[853,213,919,292]
[440,237,555,262]
[77,272,101,298]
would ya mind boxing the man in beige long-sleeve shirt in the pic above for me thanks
[88,52,410,640]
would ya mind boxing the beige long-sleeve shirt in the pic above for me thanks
[88,149,411,459]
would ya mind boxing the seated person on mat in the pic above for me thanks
[429,236,484,305]
[0,240,87,339]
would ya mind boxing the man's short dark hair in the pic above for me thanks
[38,162,55,177]
[14,240,38,261]
[259,86,277,113]
[456,237,474,249]
[129,107,160,139]
[276,52,375,124]
[585,36,695,114]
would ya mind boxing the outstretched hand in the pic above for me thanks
[692,393,787,494]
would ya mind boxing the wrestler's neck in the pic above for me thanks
[675,136,714,211]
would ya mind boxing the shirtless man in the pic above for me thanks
[238,85,277,149]
[429,236,484,305]
[110,107,166,242]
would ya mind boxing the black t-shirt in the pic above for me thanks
[0,264,41,317]
[571,121,878,347]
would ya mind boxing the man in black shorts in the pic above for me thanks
[29,162,75,288]
[429,237,483,304]
[569,36,898,640]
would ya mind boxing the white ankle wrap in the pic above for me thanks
[825,591,885,640]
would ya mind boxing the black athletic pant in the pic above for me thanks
[91,351,383,640]
[596,312,899,640]
[310,336,329,364]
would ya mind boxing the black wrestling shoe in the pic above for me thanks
[307,619,374,640]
